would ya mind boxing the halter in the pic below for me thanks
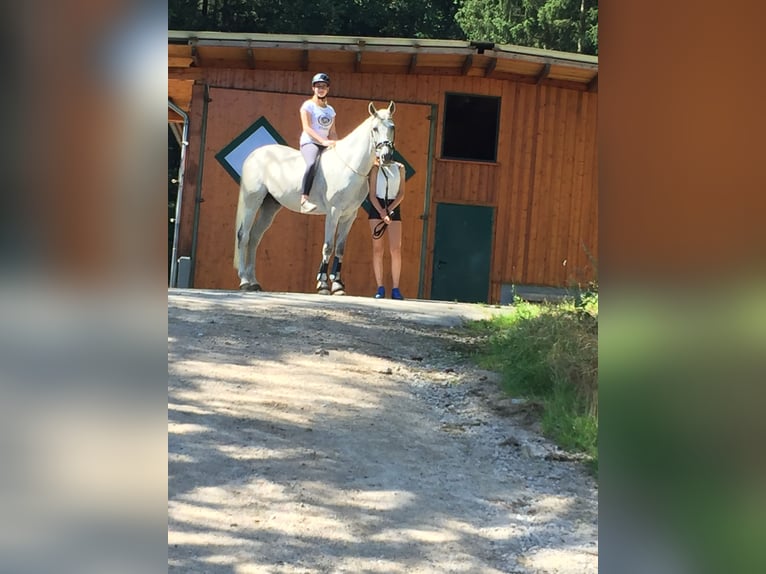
[375,139,395,153]
[373,117,396,160]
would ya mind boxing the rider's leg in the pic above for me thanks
[300,143,320,212]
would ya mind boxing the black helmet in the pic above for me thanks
[312,73,330,86]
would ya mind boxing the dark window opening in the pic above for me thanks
[441,93,500,162]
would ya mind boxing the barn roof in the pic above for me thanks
[168,31,598,121]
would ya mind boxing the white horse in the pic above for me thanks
[234,101,396,294]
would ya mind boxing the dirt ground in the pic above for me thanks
[168,289,597,574]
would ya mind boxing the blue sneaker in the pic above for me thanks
[391,288,404,300]
[374,286,385,299]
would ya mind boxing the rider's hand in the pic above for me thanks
[325,140,336,148]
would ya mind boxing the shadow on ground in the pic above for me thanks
[168,289,597,573]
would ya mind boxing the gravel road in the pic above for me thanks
[168,290,597,573]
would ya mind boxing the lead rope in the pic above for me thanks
[331,145,371,178]
[329,129,376,178]
[372,165,391,239]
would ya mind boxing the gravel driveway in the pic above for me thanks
[168,290,597,573]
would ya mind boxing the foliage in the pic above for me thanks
[462,293,598,471]
[169,0,596,53]
[455,0,598,54]
[169,0,463,39]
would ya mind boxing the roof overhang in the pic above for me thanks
[169,31,598,121]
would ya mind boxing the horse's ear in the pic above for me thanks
[388,101,396,115]
[368,102,378,116]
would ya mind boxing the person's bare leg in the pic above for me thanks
[369,220,385,287]
[388,221,402,289]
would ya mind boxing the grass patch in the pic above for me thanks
[461,293,598,473]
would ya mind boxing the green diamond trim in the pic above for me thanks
[215,116,287,185]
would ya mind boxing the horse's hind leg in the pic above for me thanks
[244,195,282,290]
[236,196,261,290]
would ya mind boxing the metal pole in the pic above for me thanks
[188,84,210,288]
[418,104,438,299]
[168,100,189,288]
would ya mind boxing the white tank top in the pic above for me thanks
[375,163,402,200]
[299,100,336,146]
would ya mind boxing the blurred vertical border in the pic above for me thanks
[0,1,167,572]
[600,1,766,573]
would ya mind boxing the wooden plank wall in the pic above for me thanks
[184,87,430,296]
[178,69,597,299]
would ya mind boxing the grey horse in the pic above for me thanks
[234,101,396,294]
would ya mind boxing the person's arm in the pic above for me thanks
[386,164,406,213]
[300,106,334,146]
[329,119,338,142]
[368,166,387,218]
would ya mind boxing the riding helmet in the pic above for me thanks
[312,72,331,86]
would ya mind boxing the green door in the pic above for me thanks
[431,203,494,303]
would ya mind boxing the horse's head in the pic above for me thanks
[368,101,396,164]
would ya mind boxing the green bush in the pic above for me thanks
[463,294,598,471]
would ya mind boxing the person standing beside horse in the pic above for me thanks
[368,158,406,300]
[299,72,338,213]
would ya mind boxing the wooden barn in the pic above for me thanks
[168,31,598,303]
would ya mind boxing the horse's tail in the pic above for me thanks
[233,180,246,270]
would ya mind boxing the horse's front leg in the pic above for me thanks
[316,216,336,295]
[315,242,332,295]
[329,212,358,295]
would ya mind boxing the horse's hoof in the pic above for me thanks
[241,283,262,292]
[332,289,346,296]
[317,289,331,295]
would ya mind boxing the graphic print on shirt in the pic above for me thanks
[300,100,336,146]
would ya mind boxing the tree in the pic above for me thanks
[168,0,596,54]
[169,0,463,39]
[455,0,598,55]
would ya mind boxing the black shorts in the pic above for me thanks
[367,198,401,221]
